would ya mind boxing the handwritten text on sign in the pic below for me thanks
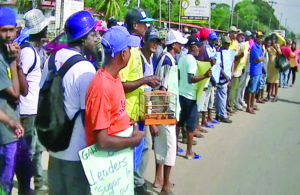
[79,145,134,195]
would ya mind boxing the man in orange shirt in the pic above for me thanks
[85,26,145,150]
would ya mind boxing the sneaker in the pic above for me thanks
[234,105,243,111]
[240,101,247,108]
[219,117,232,123]
[135,184,153,195]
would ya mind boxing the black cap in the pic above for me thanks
[107,17,118,28]
[191,28,199,34]
[187,36,202,46]
[125,9,154,24]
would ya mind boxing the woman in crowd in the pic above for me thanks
[287,40,300,87]
[266,34,281,102]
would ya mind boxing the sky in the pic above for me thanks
[216,0,300,34]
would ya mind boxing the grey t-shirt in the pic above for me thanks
[0,52,19,145]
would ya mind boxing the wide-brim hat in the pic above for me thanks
[24,9,49,35]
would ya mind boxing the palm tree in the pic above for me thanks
[94,0,121,19]
[18,0,41,13]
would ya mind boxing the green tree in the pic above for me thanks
[211,3,231,30]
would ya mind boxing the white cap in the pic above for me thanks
[166,30,188,45]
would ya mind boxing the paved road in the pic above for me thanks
[146,78,300,195]
[12,76,300,195]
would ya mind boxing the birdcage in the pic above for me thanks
[140,90,177,125]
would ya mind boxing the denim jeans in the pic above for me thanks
[0,142,17,194]
[215,83,228,119]
[134,124,152,187]
[279,69,289,87]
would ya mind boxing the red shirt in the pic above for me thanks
[85,68,131,146]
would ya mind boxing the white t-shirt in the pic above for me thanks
[20,46,41,115]
[40,48,96,161]
[178,54,198,100]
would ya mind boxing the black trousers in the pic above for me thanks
[288,67,297,85]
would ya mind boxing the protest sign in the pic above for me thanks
[79,127,134,195]
[221,49,235,79]
[196,61,211,102]
[211,52,221,84]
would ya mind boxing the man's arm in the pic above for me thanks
[94,125,145,150]
[188,70,211,84]
[17,64,28,96]
[0,109,24,138]
[122,75,160,93]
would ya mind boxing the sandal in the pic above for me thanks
[176,148,184,155]
[202,122,214,128]
[186,152,202,160]
[194,132,204,138]
[197,127,208,133]
[210,119,219,124]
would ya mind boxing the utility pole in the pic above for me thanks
[159,0,162,28]
[168,0,171,29]
[230,0,234,26]
[268,0,277,32]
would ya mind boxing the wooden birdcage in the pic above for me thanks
[140,90,177,125]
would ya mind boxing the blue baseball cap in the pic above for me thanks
[0,7,17,26]
[209,31,218,40]
[145,28,160,41]
[102,26,141,58]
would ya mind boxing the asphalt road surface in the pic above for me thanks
[12,75,300,195]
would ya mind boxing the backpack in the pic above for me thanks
[20,42,37,76]
[35,53,87,152]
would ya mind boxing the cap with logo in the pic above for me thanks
[125,9,154,24]
[102,26,141,58]
[166,30,188,45]
[187,36,202,46]
[145,28,160,41]
[209,31,218,40]
[0,7,17,26]
[222,36,232,44]
[244,30,252,37]
[24,9,49,35]
[229,26,239,32]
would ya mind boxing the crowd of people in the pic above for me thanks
[0,6,298,195]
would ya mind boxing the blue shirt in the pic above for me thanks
[250,42,263,76]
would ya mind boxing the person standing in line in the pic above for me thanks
[120,8,160,195]
[228,30,245,111]
[235,30,252,109]
[215,36,233,123]
[247,31,264,114]
[18,9,48,192]
[177,35,211,160]
[287,40,300,87]
[154,29,187,194]
[84,25,145,182]
[266,34,281,102]
[0,7,28,195]
[40,11,97,195]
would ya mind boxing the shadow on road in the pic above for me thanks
[278,98,300,105]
